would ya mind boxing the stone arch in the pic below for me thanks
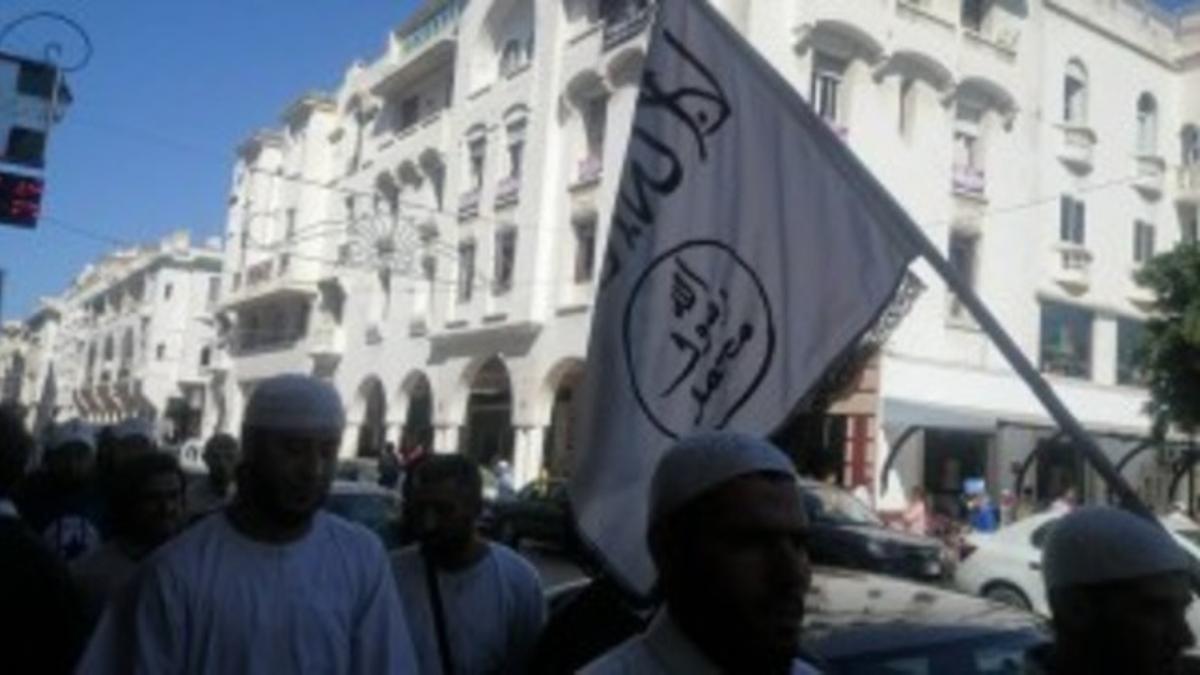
[461,355,514,468]
[396,370,434,459]
[352,375,387,458]
[1137,92,1159,156]
[1183,124,1199,166]
[539,358,586,478]
[470,0,536,91]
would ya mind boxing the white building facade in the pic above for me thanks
[210,0,1200,506]
[1,231,223,446]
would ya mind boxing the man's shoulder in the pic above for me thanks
[487,542,541,585]
[314,511,390,566]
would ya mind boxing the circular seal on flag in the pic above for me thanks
[622,240,776,440]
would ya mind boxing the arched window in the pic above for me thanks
[1064,59,1088,125]
[1137,93,1158,156]
[499,39,529,77]
[1183,124,1200,166]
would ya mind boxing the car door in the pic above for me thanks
[1014,520,1056,616]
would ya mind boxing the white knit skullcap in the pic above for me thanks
[649,431,796,527]
[243,374,345,435]
[1043,506,1191,590]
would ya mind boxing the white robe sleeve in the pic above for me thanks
[504,559,547,675]
[352,541,419,674]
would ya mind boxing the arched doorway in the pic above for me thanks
[399,372,434,461]
[356,377,387,458]
[464,357,513,468]
[544,360,585,478]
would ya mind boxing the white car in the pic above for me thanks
[955,508,1200,631]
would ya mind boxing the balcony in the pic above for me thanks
[458,188,481,219]
[222,254,317,309]
[952,165,986,199]
[409,314,429,337]
[495,176,521,209]
[375,111,451,164]
[602,2,653,52]
[1051,242,1092,293]
[364,0,462,94]
[1134,155,1166,198]
[570,155,604,191]
[1129,268,1156,308]
[307,323,346,375]
[1057,125,1096,174]
[1177,166,1200,205]
[365,324,384,346]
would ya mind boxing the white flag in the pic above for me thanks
[570,0,923,596]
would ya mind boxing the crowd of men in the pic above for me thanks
[0,373,1197,674]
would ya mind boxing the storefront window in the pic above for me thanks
[1040,301,1093,379]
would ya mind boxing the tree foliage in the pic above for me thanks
[1134,243,1200,436]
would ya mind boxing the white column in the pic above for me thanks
[513,426,546,489]
[434,425,460,454]
[340,422,360,459]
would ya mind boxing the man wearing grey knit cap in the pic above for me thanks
[583,431,820,674]
[1039,506,1194,675]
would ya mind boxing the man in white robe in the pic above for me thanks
[583,432,821,675]
[77,374,419,674]
[392,454,544,675]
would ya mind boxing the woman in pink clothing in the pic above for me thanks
[902,485,930,536]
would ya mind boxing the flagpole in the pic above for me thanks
[910,236,1154,520]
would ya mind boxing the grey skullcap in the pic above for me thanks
[649,431,796,527]
[1043,506,1191,590]
[243,374,345,434]
[49,419,95,453]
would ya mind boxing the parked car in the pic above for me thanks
[955,508,1200,642]
[482,478,572,551]
[324,480,403,549]
[798,478,950,582]
[544,567,1051,674]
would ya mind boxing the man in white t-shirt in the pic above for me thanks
[77,374,418,674]
[392,454,544,675]
[584,432,821,675]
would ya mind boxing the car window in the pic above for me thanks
[804,484,884,527]
[325,493,397,533]
[1030,521,1058,550]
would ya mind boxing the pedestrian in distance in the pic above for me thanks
[17,419,106,562]
[185,432,239,521]
[72,451,186,629]
[901,485,930,536]
[583,432,821,675]
[393,453,545,675]
[1035,506,1195,675]
[0,405,88,675]
[77,374,419,674]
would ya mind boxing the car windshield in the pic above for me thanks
[827,631,1048,675]
[325,493,397,534]
[1175,528,1200,549]
[805,485,883,526]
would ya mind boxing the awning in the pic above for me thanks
[882,398,997,434]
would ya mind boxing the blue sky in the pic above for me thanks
[0,0,1194,321]
[0,0,420,321]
